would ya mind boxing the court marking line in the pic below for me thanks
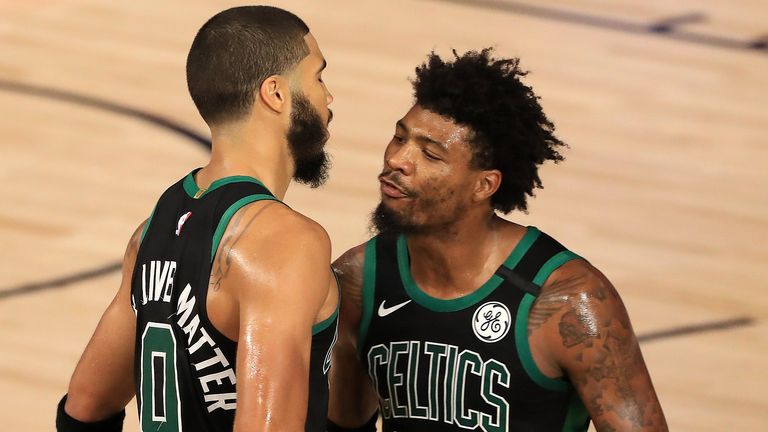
[0,79,211,299]
[426,0,768,55]
[0,79,211,150]
[0,261,122,300]
[0,262,757,343]
[0,82,758,344]
[637,316,754,343]
[0,79,211,300]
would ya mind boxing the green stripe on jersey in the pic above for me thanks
[183,171,270,199]
[515,249,581,392]
[561,390,590,432]
[515,293,571,392]
[533,250,581,286]
[313,269,341,335]
[357,238,377,356]
[139,206,156,245]
[210,194,278,262]
[397,226,540,312]
[312,307,339,335]
[503,226,541,269]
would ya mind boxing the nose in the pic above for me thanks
[385,141,415,176]
[325,87,333,106]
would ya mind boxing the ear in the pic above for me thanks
[473,169,501,203]
[257,75,289,113]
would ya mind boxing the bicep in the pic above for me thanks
[234,298,314,431]
[232,221,332,430]
[546,272,667,431]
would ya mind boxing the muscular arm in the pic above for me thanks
[528,261,668,432]
[63,222,144,421]
[226,204,334,432]
[328,244,379,427]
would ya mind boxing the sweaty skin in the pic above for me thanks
[329,105,667,431]
[64,31,338,431]
[209,200,337,432]
[330,237,668,431]
[528,261,667,430]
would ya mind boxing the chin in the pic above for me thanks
[380,194,411,207]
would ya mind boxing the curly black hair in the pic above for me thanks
[412,48,567,213]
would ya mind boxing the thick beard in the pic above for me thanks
[370,192,469,237]
[370,202,422,236]
[286,92,331,188]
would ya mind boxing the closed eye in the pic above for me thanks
[422,149,441,161]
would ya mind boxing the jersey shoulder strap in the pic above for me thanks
[207,189,280,262]
[495,226,582,297]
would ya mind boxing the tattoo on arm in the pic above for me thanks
[125,224,143,263]
[528,275,588,334]
[333,249,364,308]
[535,271,667,430]
[209,202,275,292]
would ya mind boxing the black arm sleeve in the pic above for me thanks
[327,411,378,432]
[56,395,125,432]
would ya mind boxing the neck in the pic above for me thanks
[406,212,515,295]
[196,116,293,200]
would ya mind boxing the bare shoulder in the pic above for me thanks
[331,242,369,328]
[529,259,625,341]
[333,243,367,282]
[333,242,369,300]
[222,201,330,257]
[126,220,146,254]
[121,220,148,275]
[249,202,329,244]
[542,259,617,301]
[532,263,667,430]
[210,201,332,295]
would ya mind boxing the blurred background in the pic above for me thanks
[1,0,766,430]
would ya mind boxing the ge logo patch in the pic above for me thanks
[472,301,511,343]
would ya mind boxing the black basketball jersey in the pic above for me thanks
[131,169,338,432]
[358,227,591,432]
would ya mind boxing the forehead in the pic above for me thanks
[399,105,472,147]
[301,32,324,65]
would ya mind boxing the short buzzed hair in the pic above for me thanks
[186,6,310,125]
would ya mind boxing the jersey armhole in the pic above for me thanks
[139,205,157,245]
[312,268,341,335]
[209,194,279,262]
[514,250,581,392]
[356,237,378,358]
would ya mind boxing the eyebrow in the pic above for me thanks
[396,120,446,149]
[317,58,327,74]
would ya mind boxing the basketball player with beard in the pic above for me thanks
[329,49,667,431]
[57,6,338,432]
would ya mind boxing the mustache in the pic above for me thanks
[327,109,333,124]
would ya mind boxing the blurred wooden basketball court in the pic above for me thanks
[0,1,766,430]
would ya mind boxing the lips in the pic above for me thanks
[379,177,409,199]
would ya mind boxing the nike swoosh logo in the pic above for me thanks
[377,300,412,317]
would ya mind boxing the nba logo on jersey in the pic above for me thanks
[472,301,511,343]
[175,211,192,236]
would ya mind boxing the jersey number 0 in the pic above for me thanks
[141,323,182,431]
